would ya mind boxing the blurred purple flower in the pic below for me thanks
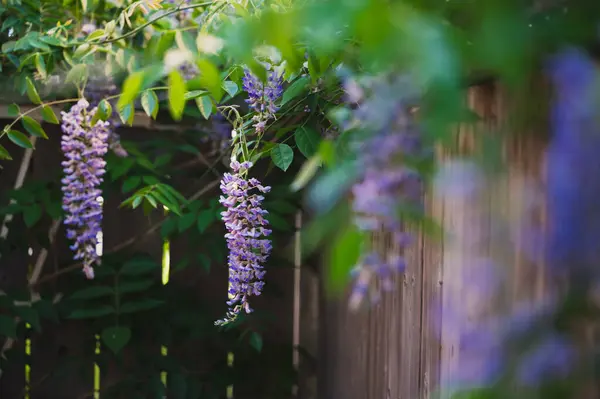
[347,76,425,306]
[215,160,272,325]
[61,99,110,279]
[546,47,600,275]
[516,334,574,386]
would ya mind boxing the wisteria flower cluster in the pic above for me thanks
[61,99,110,279]
[215,160,272,325]
[86,73,128,157]
[242,69,283,133]
[346,76,426,308]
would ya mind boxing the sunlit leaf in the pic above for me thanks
[328,224,363,294]
[291,154,321,192]
[117,71,144,111]
[25,76,41,104]
[197,59,223,102]
[195,95,213,120]
[222,81,238,97]
[168,70,186,121]
[141,90,159,119]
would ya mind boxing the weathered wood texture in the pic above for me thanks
[321,82,551,399]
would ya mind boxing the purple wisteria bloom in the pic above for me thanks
[61,99,110,279]
[242,69,283,133]
[346,76,425,307]
[546,47,600,277]
[215,160,272,325]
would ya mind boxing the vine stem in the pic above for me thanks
[0,98,80,139]
[101,1,214,44]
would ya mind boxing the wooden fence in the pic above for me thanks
[319,81,556,399]
[0,80,568,399]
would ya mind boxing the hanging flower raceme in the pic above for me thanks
[242,69,283,133]
[215,160,272,325]
[346,76,426,308]
[61,99,110,279]
[86,73,128,157]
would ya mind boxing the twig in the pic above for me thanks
[101,1,213,44]
[32,178,220,286]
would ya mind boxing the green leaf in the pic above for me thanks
[117,71,144,111]
[178,213,196,232]
[91,100,112,124]
[281,75,309,105]
[68,306,115,319]
[197,59,223,102]
[23,204,42,227]
[195,96,213,120]
[168,70,186,121]
[271,143,294,171]
[34,54,47,80]
[328,225,363,293]
[222,81,238,97]
[101,326,131,355]
[41,106,59,124]
[294,126,321,158]
[80,0,89,13]
[13,306,41,331]
[25,76,41,104]
[0,315,17,338]
[291,155,321,192]
[87,29,106,41]
[118,279,154,294]
[120,259,158,275]
[197,209,214,233]
[119,299,164,314]
[118,103,135,126]
[184,90,207,100]
[73,43,93,59]
[131,196,143,209]
[141,91,159,119]
[22,116,48,138]
[69,285,114,300]
[7,104,20,117]
[0,144,12,160]
[7,130,34,148]
[122,176,141,193]
[249,332,263,352]
[65,64,88,85]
